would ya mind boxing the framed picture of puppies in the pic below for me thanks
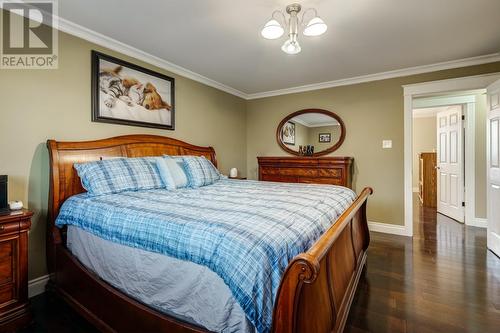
[92,50,175,130]
[281,121,295,145]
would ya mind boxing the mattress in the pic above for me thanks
[57,179,356,332]
[67,226,254,333]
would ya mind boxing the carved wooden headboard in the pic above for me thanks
[47,134,217,224]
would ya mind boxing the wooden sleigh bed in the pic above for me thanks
[46,134,372,333]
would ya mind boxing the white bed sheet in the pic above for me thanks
[67,226,255,333]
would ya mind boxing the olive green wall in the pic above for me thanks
[246,62,500,226]
[292,122,309,151]
[307,125,342,152]
[0,31,247,280]
[286,122,340,153]
[412,116,437,188]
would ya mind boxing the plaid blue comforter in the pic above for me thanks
[56,179,356,332]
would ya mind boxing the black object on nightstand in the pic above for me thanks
[0,176,8,215]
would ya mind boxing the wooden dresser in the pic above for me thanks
[418,152,437,208]
[258,156,353,189]
[0,210,32,331]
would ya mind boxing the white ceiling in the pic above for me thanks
[58,0,500,95]
[292,113,339,127]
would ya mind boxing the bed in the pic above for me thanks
[46,135,372,333]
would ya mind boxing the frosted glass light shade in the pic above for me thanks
[303,17,327,36]
[261,19,284,39]
[281,39,301,55]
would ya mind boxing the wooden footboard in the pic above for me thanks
[46,135,372,333]
[272,187,372,333]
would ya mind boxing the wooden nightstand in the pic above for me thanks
[228,176,247,180]
[0,210,32,331]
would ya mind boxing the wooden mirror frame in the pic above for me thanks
[276,108,346,157]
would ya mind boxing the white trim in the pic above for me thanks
[292,117,339,127]
[16,4,248,99]
[413,95,476,109]
[404,89,414,237]
[368,221,410,236]
[486,79,500,252]
[15,3,500,99]
[464,102,476,227]
[247,54,500,99]
[58,17,250,99]
[468,218,488,228]
[28,274,50,298]
[306,122,339,128]
[403,73,500,96]
[403,72,500,238]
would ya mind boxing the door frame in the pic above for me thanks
[403,73,500,237]
[487,79,500,256]
[413,98,475,224]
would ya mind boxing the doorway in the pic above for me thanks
[412,101,468,224]
[402,73,500,237]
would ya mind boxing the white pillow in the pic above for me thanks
[155,158,176,190]
[163,157,189,188]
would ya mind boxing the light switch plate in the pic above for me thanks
[382,140,392,149]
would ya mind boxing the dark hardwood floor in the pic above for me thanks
[345,196,500,333]
[18,196,500,332]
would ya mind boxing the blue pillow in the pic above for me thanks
[74,157,165,196]
[181,156,222,188]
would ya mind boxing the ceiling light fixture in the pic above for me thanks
[261,3,327,55]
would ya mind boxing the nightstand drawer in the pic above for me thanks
[0,257,13,286]
[0,210,32,329]
[0,284,14,306]
[0,242,12,260]
[0,222,20,235]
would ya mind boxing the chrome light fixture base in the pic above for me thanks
[285,3,301,14]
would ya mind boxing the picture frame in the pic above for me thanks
[92,50,175,130]
[319,133,331,143]
[281,121,296,145]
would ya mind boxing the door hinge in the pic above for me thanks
[462,201,465,207]
[462,115,465,120]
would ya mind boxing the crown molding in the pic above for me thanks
[20,5,248,99]
[291,117,339,127]
[14,2,500,100]
[246,53,500,99]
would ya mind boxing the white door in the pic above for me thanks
[487,79,500,257]
[436,105,464,222]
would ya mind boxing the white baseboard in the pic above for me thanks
[28,274,50,298]
[466,217,487,228]
[368,221,411,236]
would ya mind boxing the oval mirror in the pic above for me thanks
[276,109,345,156]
